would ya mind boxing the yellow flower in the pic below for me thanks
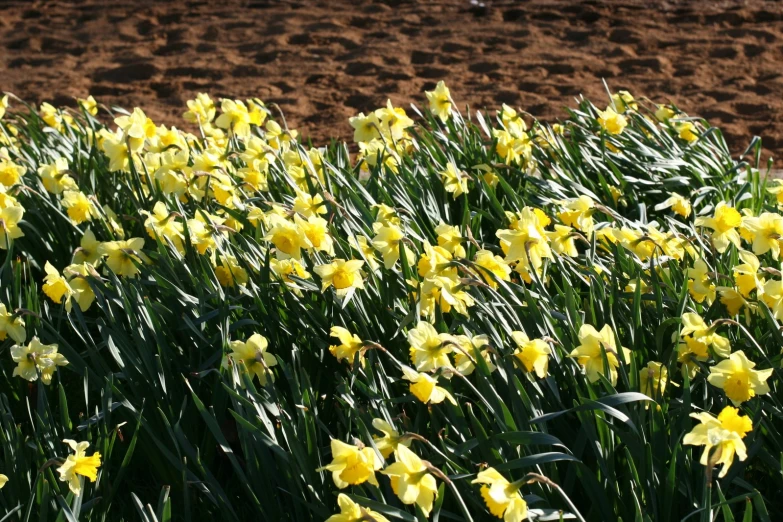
[761,279,783,320]
[694,202,742,253]
[264,215,305,260]
[407,321,454,372]
[420,273,475,318]
[64,263,97,312]
[371,418,411,459]
[43,261,74,312]
[314,259,365,296]
[676,121,699,142]
[569,324,630,386]
[98,238,147,277]
[612,90,637,113]
[329,326,364,365]
[512,331,551,378]
[597,106,627,135]
[655,105,675,122]
[0,95,7,120]
[318,439,382,489]
[417,241,452,279]
[183,93,216,126]
[687,259,716,305]
[215,255,248,288]
[733,250,764,297]
[296,214,334,255]
[546,225,579,257]
[38,157,77,195]
[499,104,527,137]
[10,337,67,384]
[441,161,469,198]
[348,235,380,272]
[435,223,465,258]
[473,250,511,289]
[292,190,327,218]
[375,99,414,141]
[708,350,772,405]
[142,201,185,253]
[401,366,457,405]
[0,159,27,188]
[741,212,783,259]
[656,193,692,218]
[372,223,413,269]
[215,99,252,137]
[680,312,731,358]
[472,467,528,522]
[684,406,752,478]
[58,440,101,496]
[78,95,98,116]
[639,361,668,399]
[226,333,277,385]
[719,288,750,317]
[270,258,311,294]
[326,493,390,522]
[0,474,6,489]
[496,207,552,282]
[766,179,783,206]
[348,112,381,143]
[0,303,25,344]
[381,445,438,517]
[62,191,99,224]
[425,81,452,122]
[0,203,24,249]
[114,107,156,148]
[453,334,495,375]
[558,196,595,236]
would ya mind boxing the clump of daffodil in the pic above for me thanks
[684,406,752,477]
[225,333,277,385]
[695,202,742,253]
[317,439,382,489]
[326,494,390,522]
[511,331,551,378]
[425,81,452,122]
[10,337,68,384]
[472,467,528,522]
[328,326,364,365]
[401,366,457,405]
[707,350,772,405]
[371,418,411,459]
[58,440,102,496]
[569,324,630,386]
[381,445,438,517]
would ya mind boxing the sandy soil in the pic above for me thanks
[2,0,782,164]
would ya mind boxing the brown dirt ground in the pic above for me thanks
[2,0,783,165]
